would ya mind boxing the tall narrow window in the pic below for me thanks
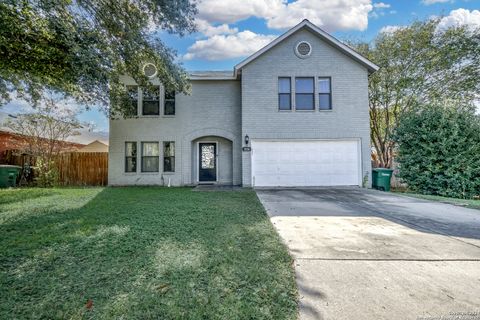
[142,87,160,115]
[125,142,137,172]
[141,142,159,172]
[163,142,175,172]
[295,77,314,110]
[278,77,291,110]
[126,86,138,116]
[318,77,332,110]
[164,90,175,115]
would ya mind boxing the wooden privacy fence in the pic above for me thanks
[55,152,108,186]
[3,151,108,186]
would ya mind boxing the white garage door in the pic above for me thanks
[251,140,361,187]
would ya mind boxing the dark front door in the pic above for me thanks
[199,143,217,182]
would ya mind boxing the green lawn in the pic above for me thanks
[396,192,480,211]
[0,187,297,319]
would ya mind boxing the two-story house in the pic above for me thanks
[108,19,379,187]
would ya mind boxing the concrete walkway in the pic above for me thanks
[256,188,480,320]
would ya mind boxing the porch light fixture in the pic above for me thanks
[244,134,250,145]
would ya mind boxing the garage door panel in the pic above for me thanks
[252,140,360,187]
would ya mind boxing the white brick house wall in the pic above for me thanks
[108,21,375,187]
[108,80,242,186]
[240,28,371,186]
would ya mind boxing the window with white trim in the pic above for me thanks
[141,142,159,172]
[163,142,175,172]
[142,87,160,115]
[164,90,175,115]
[295,77,314,110]
[278,77,291,110]
[126,86,138,116]
[125,142,137,172]
[318,77,332,110]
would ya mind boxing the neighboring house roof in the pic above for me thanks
[233,19,379,77]
[77,140,109,153]
[0,130,84,154]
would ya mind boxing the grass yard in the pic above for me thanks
[0,187,297,319]
[396,192,480,211]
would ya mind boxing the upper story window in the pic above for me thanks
[142,87,160,115]
[278,77,291,110]
[295,77,314,110]
[318,77,332,110]
[141,142,159,172]
[164,90,175,116]
[126,86,138,116]
[125,142,137,172]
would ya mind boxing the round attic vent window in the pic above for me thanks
[295,41,312,58]
[143,63,157,78]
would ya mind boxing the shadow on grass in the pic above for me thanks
[0,188,58,205]
[0,187,297,319]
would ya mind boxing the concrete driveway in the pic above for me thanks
[256,188,480,320]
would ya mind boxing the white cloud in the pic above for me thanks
[380,9,480,35]
[370,11,381,19]
[437,8,480,30]
[189,0,376,60]
[188,0,402,61]
[195,19,238,37]
[370,2,392,19]
[196,0,282,24]
[379,25,405,33]
[267,0,373,31]
[183,31,277,61]
[196,0,374,32]
[422,0,452,5]
[373,2,391,8]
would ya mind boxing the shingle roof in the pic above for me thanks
[188,71,235,80]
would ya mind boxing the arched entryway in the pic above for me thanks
[192,136,233,184]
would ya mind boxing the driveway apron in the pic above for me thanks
[256,188,480,320]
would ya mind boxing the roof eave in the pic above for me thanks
[188,76,237,81]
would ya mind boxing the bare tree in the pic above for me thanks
[6,99,82,169]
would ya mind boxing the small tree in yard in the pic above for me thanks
[394,102,480,199]
[6,100,81,186]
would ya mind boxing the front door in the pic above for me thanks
[199,143,217,182]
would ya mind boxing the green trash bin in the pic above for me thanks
[0,165,22,188]
[372,168,393,192]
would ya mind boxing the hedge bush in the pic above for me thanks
[394,102,480,199]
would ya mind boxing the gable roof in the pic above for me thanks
[78,140,109,153]
[234,19,379,77]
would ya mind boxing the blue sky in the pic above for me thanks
[2,0,479,142]
[174,0,479,70]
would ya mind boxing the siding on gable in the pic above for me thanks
[241,28,371,186]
